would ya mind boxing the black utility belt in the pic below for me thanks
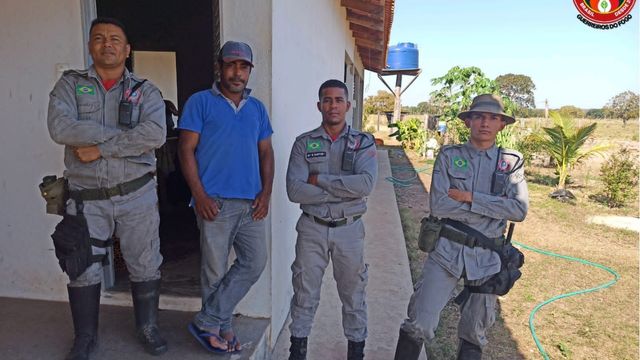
[440,226,506,248]
[304,213,362,228]
[70,173,154,201]
[441,218,506,251]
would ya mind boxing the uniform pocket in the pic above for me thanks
[291,268,315,308]
[447,166,472,190]
[433,236,460,262]
[77,103,100,121]
[305,152,328,174]
[474,248,501,273]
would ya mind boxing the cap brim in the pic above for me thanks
[458,110,516,125]
[221,56,254,67]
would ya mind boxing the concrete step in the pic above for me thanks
[0,296,269,360]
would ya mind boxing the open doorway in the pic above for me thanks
[95,0,220,296]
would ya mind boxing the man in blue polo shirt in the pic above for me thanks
[178,41,274,353]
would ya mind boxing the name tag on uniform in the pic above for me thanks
[306,151,326,159]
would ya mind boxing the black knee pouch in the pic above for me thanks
[51,201,111,280]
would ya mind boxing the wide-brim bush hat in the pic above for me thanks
[458,94,516,125]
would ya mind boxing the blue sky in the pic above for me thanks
[363,0,640,109]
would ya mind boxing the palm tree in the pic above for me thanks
[541,112,608,191]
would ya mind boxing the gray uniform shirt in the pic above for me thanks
[428,142,529,280]
[286,125,378,219]
[47,66,166,190]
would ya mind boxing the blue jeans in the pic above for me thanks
[193,198,267,332]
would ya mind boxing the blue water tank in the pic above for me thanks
[386,42,419,70]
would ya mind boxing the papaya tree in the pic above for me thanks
[430,66,516,144]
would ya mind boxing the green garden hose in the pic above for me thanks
[512,241,620,360]
[386,165,431,187]
[387,158,620,358]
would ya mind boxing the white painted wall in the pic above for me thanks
[0,0,84,300]
[269,0,365,348]
[220,0,274,320]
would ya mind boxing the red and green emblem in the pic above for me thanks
[574,0,635,24]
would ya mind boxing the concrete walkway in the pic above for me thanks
[271,150,421,359]
[0,150,420,360]
[0,296,269,360]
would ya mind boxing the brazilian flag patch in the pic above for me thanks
[452,156,468,170]
[75,85,95,95]
[307,139,322,151]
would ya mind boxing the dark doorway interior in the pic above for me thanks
[96,0,220,296]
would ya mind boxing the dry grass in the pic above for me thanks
[387,133,639,359]
[522,118,639,144]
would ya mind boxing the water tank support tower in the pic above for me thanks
[378,42,421,123]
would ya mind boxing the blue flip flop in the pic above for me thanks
[188,322,228,353]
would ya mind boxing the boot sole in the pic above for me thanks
[146,343,168,356]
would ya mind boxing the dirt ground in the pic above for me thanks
[382,142,639,360]
[385,146,525,359]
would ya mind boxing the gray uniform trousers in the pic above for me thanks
[193,198,267,333]
[67,181,163,287]
[400,241,497,348]
[289,214,368,342]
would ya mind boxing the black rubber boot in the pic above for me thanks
[131,279,168,355]
[456,338,482,360]
[66,283,101,360]
[393,328,423,360]
[347,340,365,360]
[288,336,308,360]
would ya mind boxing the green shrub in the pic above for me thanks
[446,119,470,144]
[389,117,426,152]
[598,148,639,207]
[496,123,518,149]
[515,129,547,166]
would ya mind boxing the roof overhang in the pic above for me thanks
[341,0,394,72]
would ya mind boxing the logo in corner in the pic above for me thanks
[573,0,636,29]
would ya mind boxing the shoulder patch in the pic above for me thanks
[500,148,525,169]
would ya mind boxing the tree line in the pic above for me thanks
[364,67,639,124]
[365,66,638,206]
